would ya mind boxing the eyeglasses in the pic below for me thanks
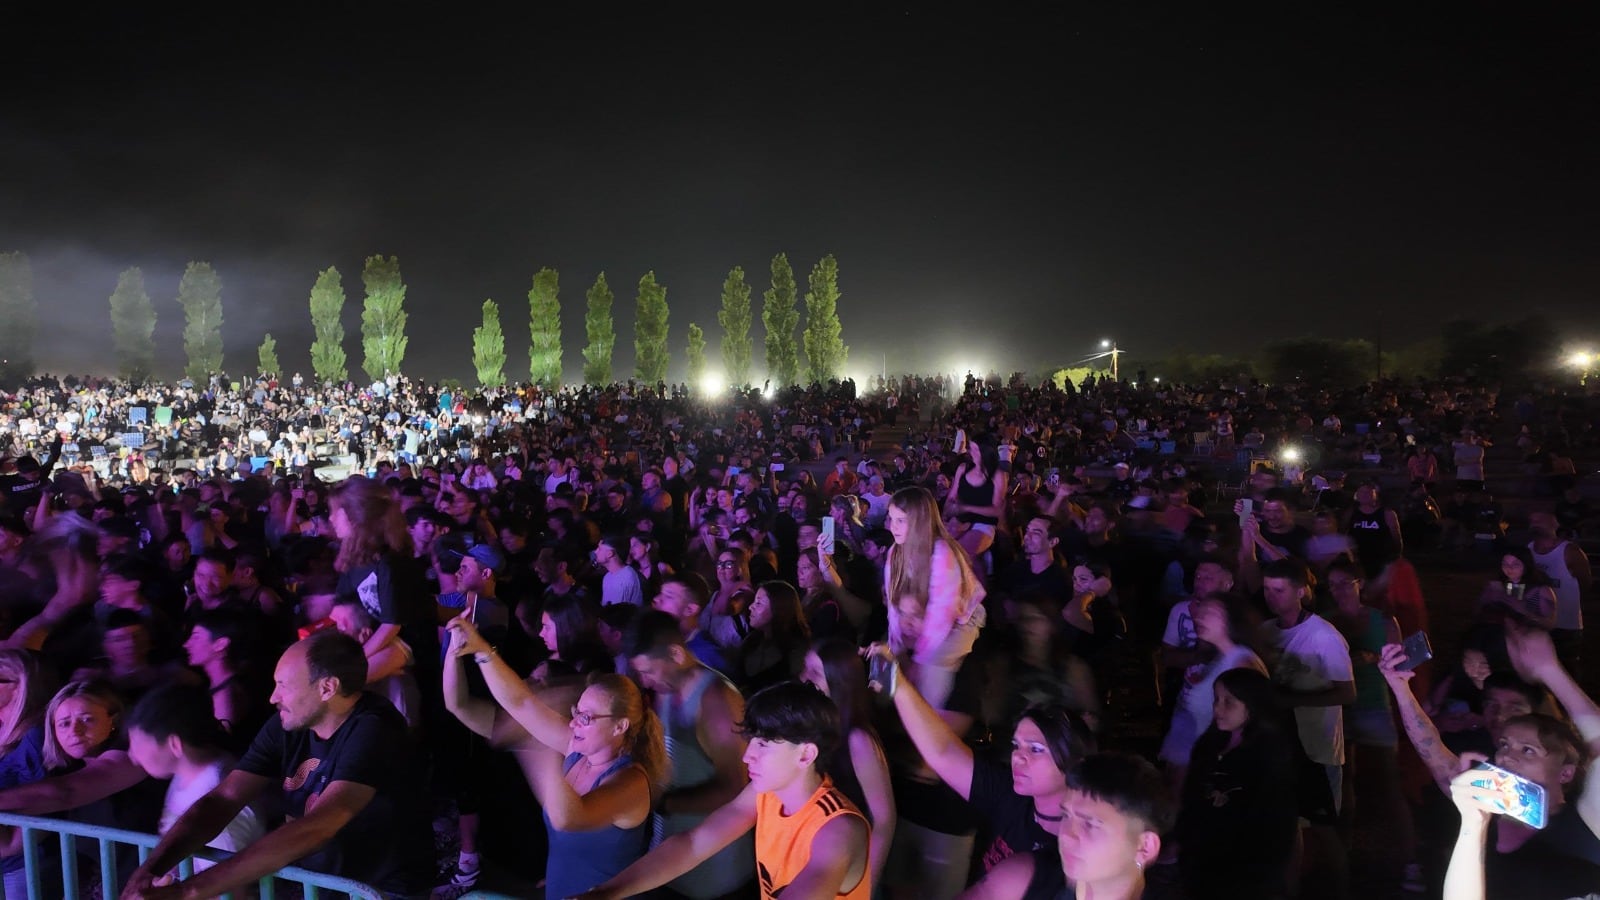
[716,560,738,569]
[570,707,617,727]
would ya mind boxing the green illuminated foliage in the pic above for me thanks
[633,271,670,384]
[309,267,348,383]
[360,255,408,382]
[718,266,752,387]
[109,267,157,383]
[177,261,224,382]
[473,299,506,386]
[803,253,847,384]
[762,253,800,388]
[527,267,562,386]
[582,272,614,385]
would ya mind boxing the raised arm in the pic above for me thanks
[446,616,570,750]
[868,646,976,800]
[1379,642,1460,792]
[1504,622,1600,835]
[442,645,498,739]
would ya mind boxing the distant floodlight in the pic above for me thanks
[762,383,775,399]
[1568,351,1593,369]
[701,373,726,396]
[1281,447,1302,462]
[1153,377,1161,383]
[1101,339,1112,348]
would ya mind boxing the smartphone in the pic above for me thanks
[1395,631,1433,672]
[1467,762,1548,829]
[820,516,835,555]
[868,654,897,695]
[727,465,743,476]
[770,462,785,472]
[1238,498,1254,524]
[1046,467,1060,485]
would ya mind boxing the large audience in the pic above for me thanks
[0,368,1596,900]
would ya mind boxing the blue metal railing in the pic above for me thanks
[0,812,383,899]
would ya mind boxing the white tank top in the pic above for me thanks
[1529,540,1582,630]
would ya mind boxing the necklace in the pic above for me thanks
[1034,809,1063,823]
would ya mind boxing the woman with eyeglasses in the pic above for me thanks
[705,546,757,650]
[444,615,667,900]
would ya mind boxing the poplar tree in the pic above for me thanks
[717,265,752,387]
[177,261,224,382]
[527,267,562,386]
[109,268,157,382]
[0,252,37,383]
[258,334,280,376]
[582,272,615,385]
[308,267,348,383]
[360,255,408,381]
[803,253,848,383]
[685,323,707,391]
[473,299,506,386]
[761,252,800,387]
[633,271,670,384]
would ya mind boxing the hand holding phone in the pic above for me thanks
[1395,631,1433,672]
[1458,762,1548,829]
[820,516,836,556]
[1237,498,1254,524]
[867,652,898,697]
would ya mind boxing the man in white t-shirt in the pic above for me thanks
[1257,559,1355,808]
[126,684,265,874]
[595,533,645,606]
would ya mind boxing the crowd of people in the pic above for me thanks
[0,367,1595,900]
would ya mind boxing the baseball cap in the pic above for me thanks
[463,543,505,573]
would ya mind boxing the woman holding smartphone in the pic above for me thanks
[1438,624,1600,899]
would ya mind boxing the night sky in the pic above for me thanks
[4,6,1597,382]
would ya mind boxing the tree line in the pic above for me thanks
[0,250,849,390]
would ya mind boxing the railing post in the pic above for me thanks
[100,835,118,897]
[58,831,77,900]
[20,825,39,900]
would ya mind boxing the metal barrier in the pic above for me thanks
[0,812,383,900]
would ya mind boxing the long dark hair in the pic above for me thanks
[543,593,604,663]
[810,637,874,744]
[1211,667,1284,746]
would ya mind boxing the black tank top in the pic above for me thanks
[957,468,998,525]
[1347,507,1397,573]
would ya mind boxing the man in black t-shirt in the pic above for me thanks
[123,630,432,899]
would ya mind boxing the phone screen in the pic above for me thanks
[1238,498,1254,524]
[1468,762,1548,829]
[820,516,835,554]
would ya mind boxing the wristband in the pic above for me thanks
[473,647,498,665]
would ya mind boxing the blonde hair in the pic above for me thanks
[590,673,669,792]
[330,475,413,573]
[886,487,978,615]
[0,650,58,758]
[43,680,124,770]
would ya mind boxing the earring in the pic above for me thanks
[1135,859,1145,872]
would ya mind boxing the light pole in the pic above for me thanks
[1101,338,1121,382]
